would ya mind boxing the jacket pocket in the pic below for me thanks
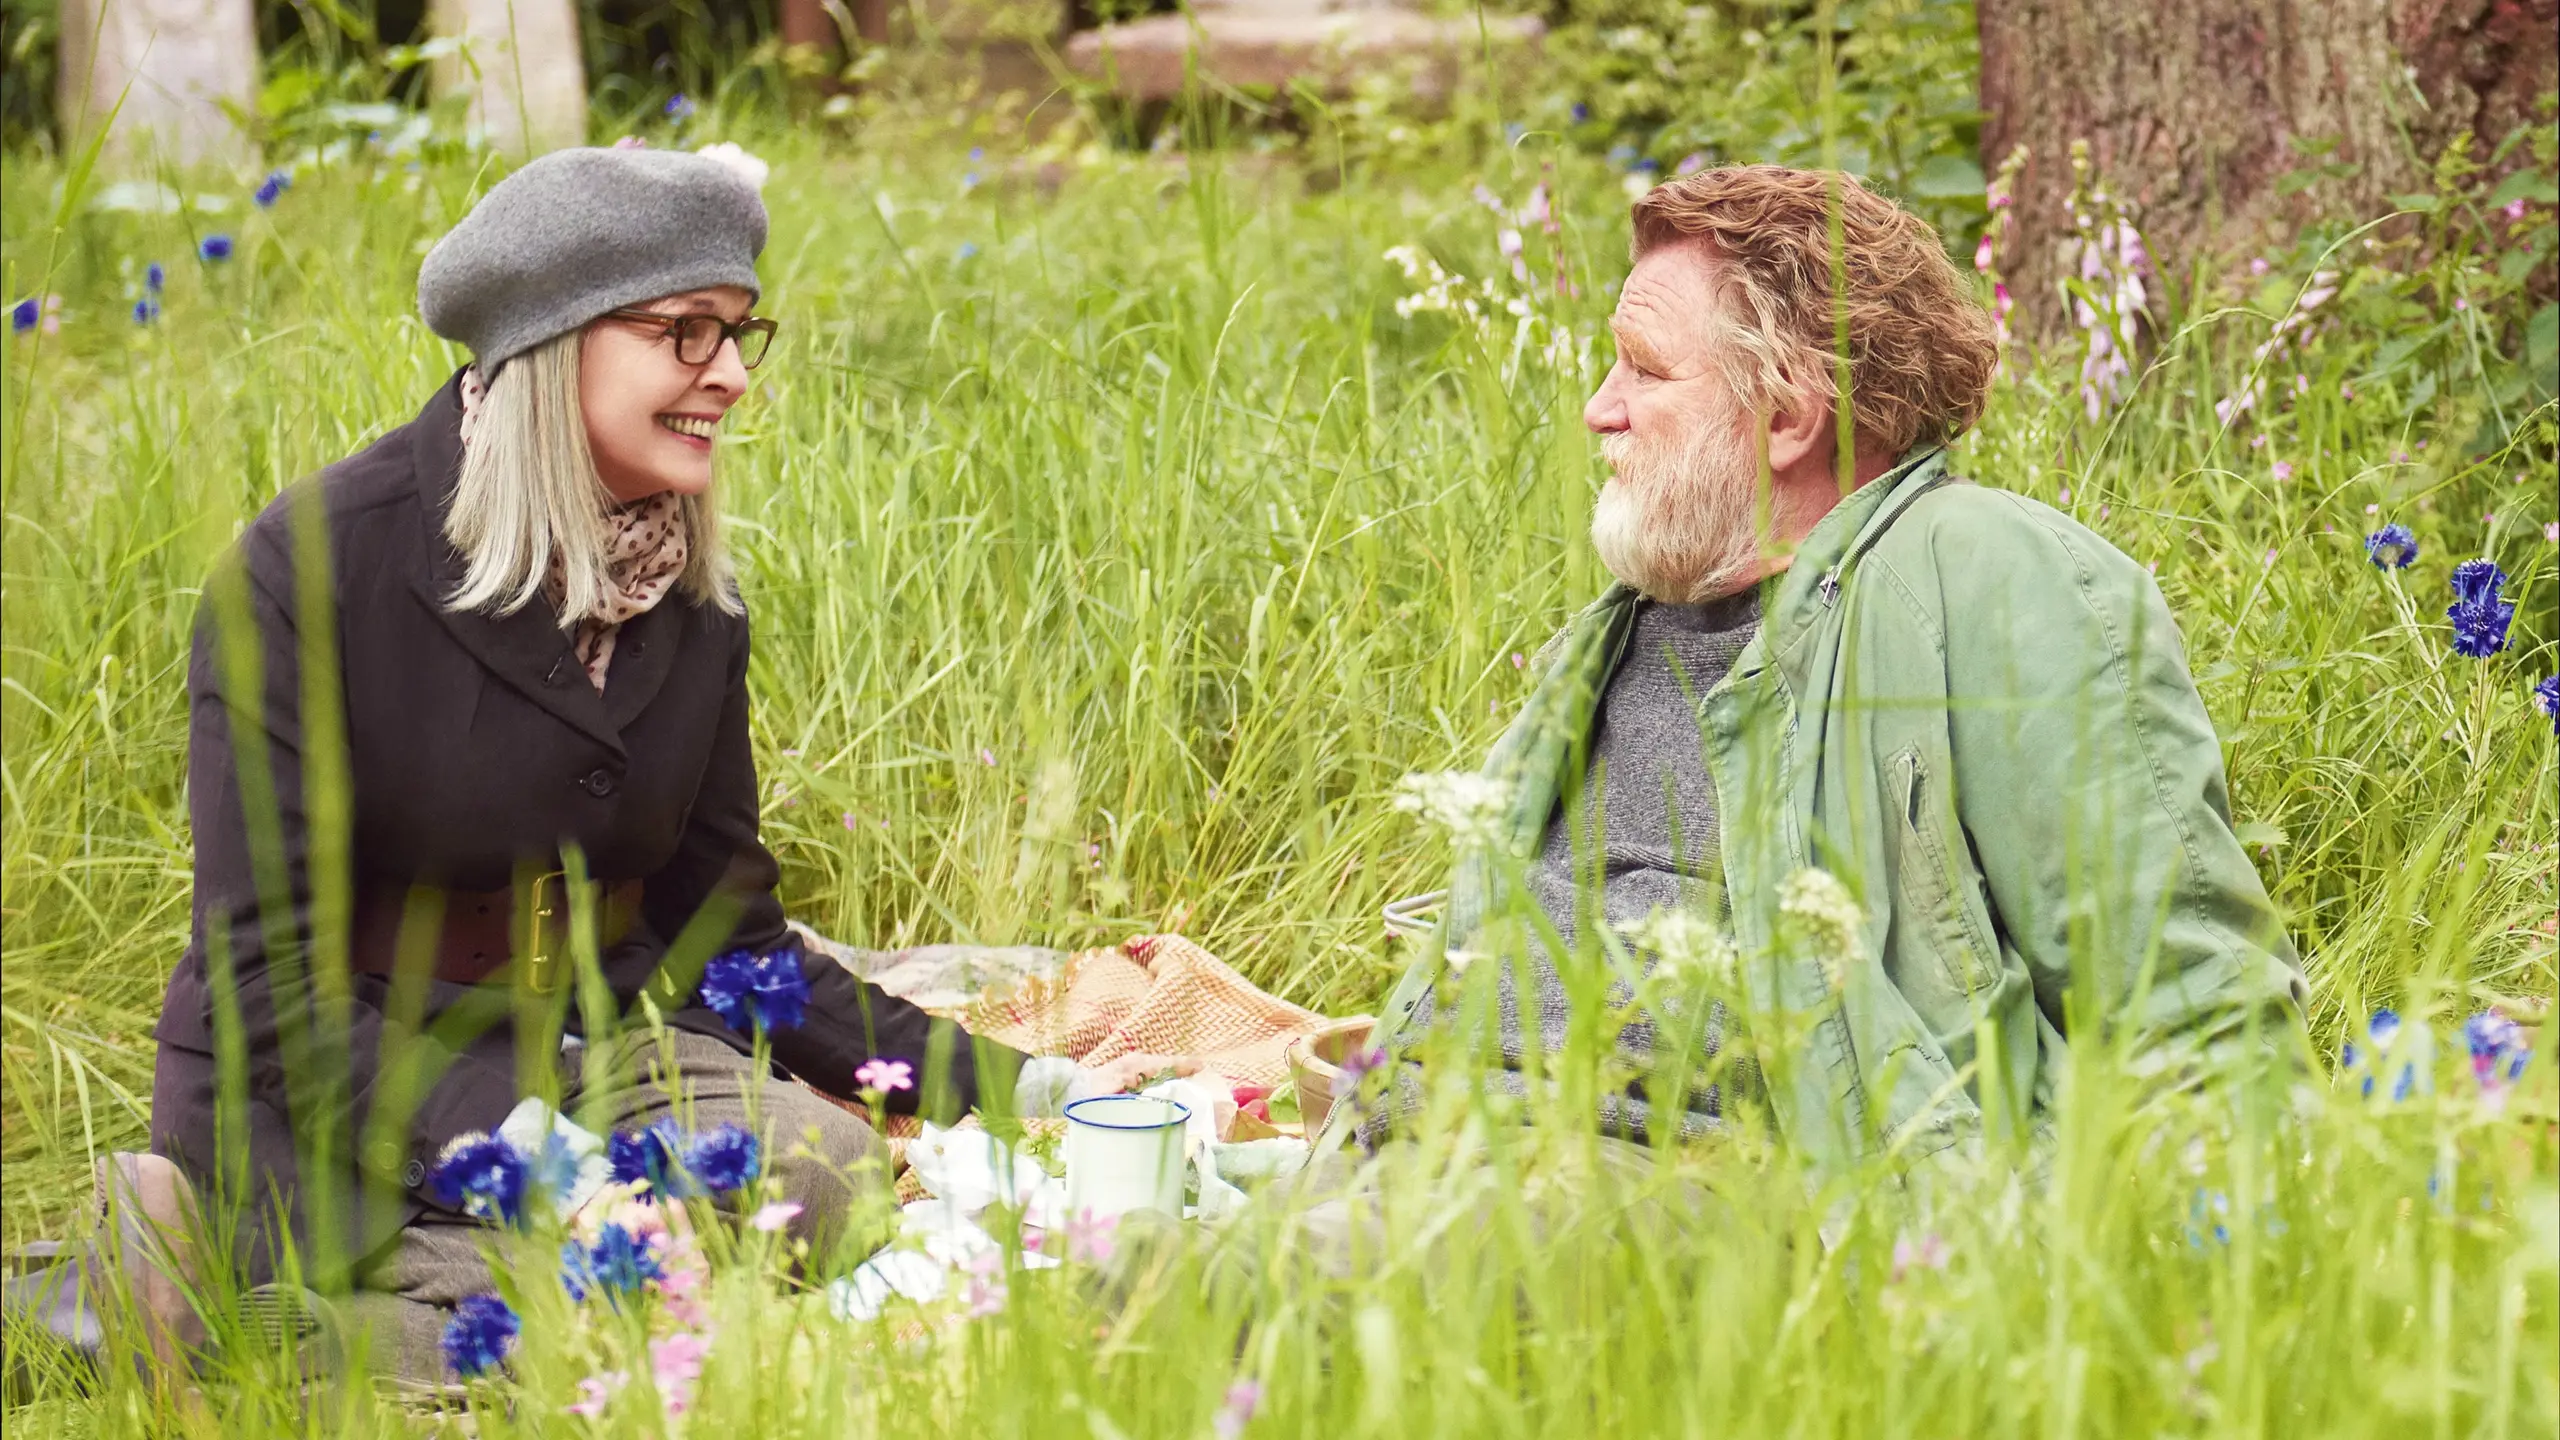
[1889,747,2002,999]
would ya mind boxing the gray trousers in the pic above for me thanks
[349,1029,881,1382]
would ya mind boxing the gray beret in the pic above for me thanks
[418,147,767,368]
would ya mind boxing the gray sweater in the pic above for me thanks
[1391,591,1761,1142]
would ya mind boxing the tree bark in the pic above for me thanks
[1976,0,2558,337]
[429,0,588,157]
[55,0,260,169]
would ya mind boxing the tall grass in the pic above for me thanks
[2,113,2553,1436]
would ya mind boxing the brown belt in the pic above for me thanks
[349,878,645,988]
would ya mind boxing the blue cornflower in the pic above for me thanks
[1631,156,1661,175]
[561,1221,663,1304]
[1605,143,1637,169]
[2534,675,2558,736]
[2363,523,2417,569]
[9,298,37,333]
[253,170,290,208]
[968,146,985,162]
[429,1132,531,1227]
[962,170,982,190]
[198,234,234,263]
[1503,121,1526,144]
[523,1127,585,1205]
[131,296,161,325]
[686,1123,760,1193]
[2446,559,2514,658]
[956,241,979,262]
[1569,102,1590,124]
[665,93,695,123]
[441,1293,519,1377]
[607,1118,698,1199]
[144,263,165,292]
[698,946,812,1034]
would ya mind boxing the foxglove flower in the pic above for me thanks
[2446,559,2514,658]
[2364,524,2417,569]
[429,1132,530,1227]
[442,1293,519,1377]
[253,170,290,207]
[198,234,233,262]
[697,946,811,1033]
[562,1221,664,1304]
[608,1118,698,1199]
[2534,675,2558,736]
[854,1056,913,1093]
[685,1123,759,1193]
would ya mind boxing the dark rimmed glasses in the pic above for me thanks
[596,307,779,369]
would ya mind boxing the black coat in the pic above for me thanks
[150,372,1009,1281]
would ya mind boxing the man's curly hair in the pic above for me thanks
[1629,165,1999,456]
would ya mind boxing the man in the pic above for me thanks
[1353,165,2307,1172]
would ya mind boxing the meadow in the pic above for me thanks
[2,84,2556,1436]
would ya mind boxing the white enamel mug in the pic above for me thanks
[1063,1095,1192,1220]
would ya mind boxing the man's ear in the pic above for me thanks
[1761,380,1834,478]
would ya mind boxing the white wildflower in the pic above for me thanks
[1392,770,1512,847]
[1617,906,1738,989]
[694,141,770,192]
[1777,867,1863,989]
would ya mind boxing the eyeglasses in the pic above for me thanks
[596,307,779,369]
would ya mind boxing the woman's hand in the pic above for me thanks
[1077,1052,1202,1095]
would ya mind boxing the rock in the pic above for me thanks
[1065,4,1542,103]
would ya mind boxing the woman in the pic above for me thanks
[141,146,1021,1378]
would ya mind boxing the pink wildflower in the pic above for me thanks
[2249,257,2270,276]
[1511,651,1526,669]
[978,747,997,766]
[1214,1379,1264,1438]
[2504,198,2528,221]
[1974,233,1995,272]
[2271,461,2294,481]
[1063,1208,1120,1264]
[855,1057,915,1092]
[2545,521,2558,543]
[567,1370,628,1418]
[750,1201,803,1232]
[650,1330,712,1416]
[1890,1232,1949,1282]
[842,811,859,830]
[2366,503,2381,515]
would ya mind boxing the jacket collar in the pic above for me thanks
[404,369,684,757]
[1745,446,1950,682]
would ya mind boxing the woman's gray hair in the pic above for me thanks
[442,330,740,624]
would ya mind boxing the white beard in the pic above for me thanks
[1590,411,1768,603]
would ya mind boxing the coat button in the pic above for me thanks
[402,1159,426,1188]
[582,767,617,797]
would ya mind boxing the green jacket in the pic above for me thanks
[1371,448,2307,1171]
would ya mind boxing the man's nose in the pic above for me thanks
[1584,371,1627,435]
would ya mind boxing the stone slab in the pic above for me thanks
[1064,7,1542,102]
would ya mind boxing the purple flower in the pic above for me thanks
[2463,1010,2530,1087]
[442,1293,519,1377]
[2446,559,2514,658]
[697,945,812,1033]
[607,1118,697,1199]
[197,234,233,262]
[1213,1378,1263,1438]
[2364,524,2417,569]
[253,171,290,207]
[1569,102,1590,123]
[561,1221,663,1304]
[9,298,37,333]
[131,296,160,325]
[143,262,165,292]
[685,1123,760,1193]
[429,1132,530,1227]
[2536,675,2559,735]
[665,93,695,122]
[2271,460,2294,481]
[855,1056,914,1092]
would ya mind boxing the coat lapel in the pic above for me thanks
[406,373,632,759]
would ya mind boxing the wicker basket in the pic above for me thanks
[1285,1015,1379,1133]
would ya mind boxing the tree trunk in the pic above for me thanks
[1976,0,2558,337]
[55,0,260,169]
[429,0,588,157]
